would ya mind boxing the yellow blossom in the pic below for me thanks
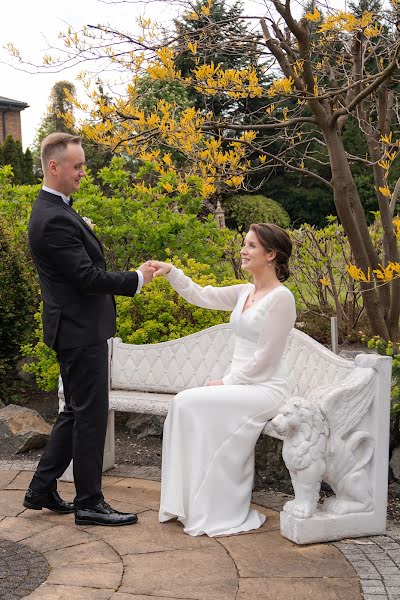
[379,186,391,198]
[364,23,383,37]
[347,264,371,282]
[187,41,197,55]
[225,175,244,187]
[305,7,321,22]
[373,263,400,282]
[393,217,400,241]
[380,132,393,144]
[268,76,294,97]
[320,277,330,286]
[378,160,390,171]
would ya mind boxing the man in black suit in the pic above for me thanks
[23,132,155,526]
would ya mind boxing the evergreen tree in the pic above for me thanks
[2,135,23,183]
[174,0,260,117]
[32,81,77,174]
[22,148,36,184]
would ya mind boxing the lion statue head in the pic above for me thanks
[270,397,329,471]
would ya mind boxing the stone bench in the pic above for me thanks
[59,323,392,544]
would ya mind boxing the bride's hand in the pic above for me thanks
[148,261,173,277]
[206,379,224,386]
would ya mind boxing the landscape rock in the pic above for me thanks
[16,357,35,382]
[126,414,165,439]
[0,404,52,454]
[391,445,400,480]
[255,435,291,488]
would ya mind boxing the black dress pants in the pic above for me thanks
[29,342,109,509]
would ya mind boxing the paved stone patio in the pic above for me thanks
[0,466,398,599]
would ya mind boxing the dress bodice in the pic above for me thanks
[166,267,296,388]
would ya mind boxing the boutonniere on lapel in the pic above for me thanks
[82,217,96,230]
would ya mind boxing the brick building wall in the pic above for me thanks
[0,110,23,142]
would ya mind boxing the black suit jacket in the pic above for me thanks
[28,190,138,350]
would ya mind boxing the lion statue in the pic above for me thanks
[270,395,374,519]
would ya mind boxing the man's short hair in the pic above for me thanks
[41,132,82,171]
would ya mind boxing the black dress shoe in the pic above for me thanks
[75,500,138,526]
[23,488,75,514]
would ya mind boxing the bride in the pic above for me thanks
[150,223,296,537]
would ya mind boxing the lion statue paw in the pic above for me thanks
[283,499,315,519]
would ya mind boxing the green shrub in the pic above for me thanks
[0,216,37,388]
[223,194,290,231]
[289,218,368,342]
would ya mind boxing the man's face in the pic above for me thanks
[52,143,86,196]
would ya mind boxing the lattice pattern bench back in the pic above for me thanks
[285,329,353,397]
[110,324,354,395]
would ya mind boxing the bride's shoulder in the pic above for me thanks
[272,285,296,305]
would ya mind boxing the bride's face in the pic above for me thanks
[240,230,274,273]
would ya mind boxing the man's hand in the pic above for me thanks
[148,261,173,277]
[138,262,156,285]
[206,380,224,386]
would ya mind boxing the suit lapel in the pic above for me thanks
[62,201,104,252]
[38,190,105,254]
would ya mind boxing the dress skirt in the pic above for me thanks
[159,384,285,537]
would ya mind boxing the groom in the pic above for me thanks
[23,132,155,526]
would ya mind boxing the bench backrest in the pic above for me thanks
[110,323,354,395]
[111,324,234,393]
[285,328,353,396]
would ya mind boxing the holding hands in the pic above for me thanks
[148,261,173,277]
[137,260,171,285]
[137,261,157,284]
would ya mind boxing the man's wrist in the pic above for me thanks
[136,269,144,294]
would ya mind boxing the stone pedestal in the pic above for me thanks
[281,509,386,545]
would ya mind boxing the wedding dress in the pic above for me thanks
[159,266,296,536]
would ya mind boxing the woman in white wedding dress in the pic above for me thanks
[150,223,296,537]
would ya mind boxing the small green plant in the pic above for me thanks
[223,194,290,231]
[360,333,400,413]
[0,215,37,391]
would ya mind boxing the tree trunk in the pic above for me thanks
[323,127,391,339]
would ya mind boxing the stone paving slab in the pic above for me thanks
[121,546,238,599]
[219,528,356,578]
[0,489,28,517]
[2,468,400,599]
[0,515,54,542]
[110,595,180,599]
[0,470,18,489]
[237,577,362,599]
[84,508,214,555]
[43,539,121,568]
[24,584,114,599]
[46,562,123,589]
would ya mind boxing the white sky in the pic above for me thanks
[0,0,343,149]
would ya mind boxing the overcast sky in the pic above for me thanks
[0,0,342,149]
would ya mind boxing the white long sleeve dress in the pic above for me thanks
[159,266,296,537]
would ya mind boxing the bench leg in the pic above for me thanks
[102,410,115,472]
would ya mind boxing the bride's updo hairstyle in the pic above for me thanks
[250,223,292,282]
